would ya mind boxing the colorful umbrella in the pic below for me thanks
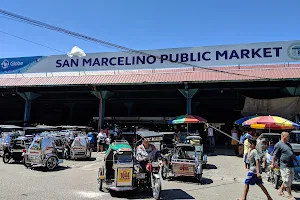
[235,115,258,125]
[242,115,300,130]
[168,115,207,124]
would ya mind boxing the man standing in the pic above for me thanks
[271,132,299,199]
[207,125,215,152]
[97,129,106,153]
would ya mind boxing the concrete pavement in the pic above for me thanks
[0,149,300,200]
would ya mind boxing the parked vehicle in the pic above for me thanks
[23,134,63,170]
[3,136,33,164]
[164,143,204,182]
[98,140,135,192]
[186,135,208,168]
[0,132,20,157]
[64,135,92,160]
[289,130,300,156]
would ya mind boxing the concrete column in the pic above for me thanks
[17,92,40,126]
[65,103,76,125]
[124,102,134,116]
[91,90,114,131]
[179,86,199,115]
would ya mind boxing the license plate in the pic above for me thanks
[100,175,104,180]
[136,173,146,179]
[180,165,190,172]
[117,168,132,183]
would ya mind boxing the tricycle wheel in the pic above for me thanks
[46,156,58,170]
[152,176,161,200]
[196,174,202,183]
[3,153,11,163]
[98,168,106,192]
[160,166,168,180]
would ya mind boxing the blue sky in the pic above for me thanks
[0,0,299,58]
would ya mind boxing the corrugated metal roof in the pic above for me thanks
[0,64,299,87]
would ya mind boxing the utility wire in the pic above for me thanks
[0,9,269,80]
[0,29,65,53]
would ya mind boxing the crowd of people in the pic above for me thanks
[237,131,299,200]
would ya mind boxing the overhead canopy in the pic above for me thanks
[0,125,22,129]
[36,125,57,130]
[136,131,161,138]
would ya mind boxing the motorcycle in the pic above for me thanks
[137,159,162,200]
[135,150,162,200]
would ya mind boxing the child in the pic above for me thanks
[237,138,273,200]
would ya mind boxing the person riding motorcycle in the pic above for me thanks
[136,138,161,172]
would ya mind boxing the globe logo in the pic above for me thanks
[288,43,300,60]
[1,59,9,69]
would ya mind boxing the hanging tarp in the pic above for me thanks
[241,97,300,120]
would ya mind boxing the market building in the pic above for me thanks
[0,40,300,135]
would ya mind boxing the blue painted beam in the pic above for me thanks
[17,92,40,126]
[178,88,199,115]
[91,90,114,131]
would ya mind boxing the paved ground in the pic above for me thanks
[1,148,300,200]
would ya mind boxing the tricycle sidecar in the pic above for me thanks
[98,140,135,192]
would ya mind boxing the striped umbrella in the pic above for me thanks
[235,115,258,125]
[242,115,300,130]
[168,115,207,124]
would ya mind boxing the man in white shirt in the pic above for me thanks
[97,129,106,153]
[207,126,215,152]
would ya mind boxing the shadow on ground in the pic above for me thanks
[31,165,71,172]
[167,176,213,185]
[205,164,217,170]
[110,189,195,199]
[72,157,97,161]
[207,147,238,157]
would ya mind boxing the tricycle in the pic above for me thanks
[160,134,207,183]
[134,130,163,200]
[2,136,33,164]
[23,134,63,170]
[64,135,92,160]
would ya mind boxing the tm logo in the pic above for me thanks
[1,59,9,69]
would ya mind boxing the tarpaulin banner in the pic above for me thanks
[1,40,300,74]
